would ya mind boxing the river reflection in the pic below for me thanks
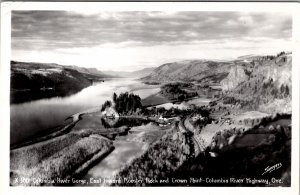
[10,78,160,145]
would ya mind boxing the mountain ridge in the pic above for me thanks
[103,67,155,78]
[10,61,113,104]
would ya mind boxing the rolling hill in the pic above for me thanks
[65,65,112,78]
[10,61,113,104]
[103,67,155,78]
[141,60,232,83]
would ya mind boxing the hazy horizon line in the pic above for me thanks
[11,49,292,72]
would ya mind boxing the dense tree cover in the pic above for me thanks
[160,82,197,102]
[101,92,143,114]
[114,92,143,114]
[101,100,112,111]
[141,105,210,120]
[262,55,275,60]
[258,51,287,61]
[222,74,291,110]
[143,107,185,118]
[113,92,117,103]
[262,79,290,99]
[277,51,286,57]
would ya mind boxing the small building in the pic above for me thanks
[102,107,120,119]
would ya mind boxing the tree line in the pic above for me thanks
[101,92,143,115]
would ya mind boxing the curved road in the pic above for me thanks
[178,116,204,157]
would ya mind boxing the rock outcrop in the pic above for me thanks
[220,65,248,91]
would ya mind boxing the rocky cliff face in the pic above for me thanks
[220,65,248,91]
[262,55,292,89]
[218,54,292,114]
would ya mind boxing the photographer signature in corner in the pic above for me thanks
[262,163,282,175]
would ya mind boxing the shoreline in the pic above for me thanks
[10,103,292,186]
[9,79,292,186]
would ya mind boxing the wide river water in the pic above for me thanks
[10,78,160,145]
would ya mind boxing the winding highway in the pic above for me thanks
[178,116,204,157]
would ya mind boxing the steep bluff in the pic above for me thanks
[220,65,248,91]
[218,54,292,114]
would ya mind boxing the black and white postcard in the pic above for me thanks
[0,2,299,195]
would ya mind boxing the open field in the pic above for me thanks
[186,97,211,107]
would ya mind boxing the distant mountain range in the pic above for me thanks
[65,65,112,78]
[103,67,155,78]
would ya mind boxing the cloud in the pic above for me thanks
[11,11,292,70]
[12,11,292,50]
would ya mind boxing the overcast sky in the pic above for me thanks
[12,11,292,71]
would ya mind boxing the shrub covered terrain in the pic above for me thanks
[113,124,194,186]
[160,82,198,102]
[10,131,114,186]
[168,115,291,186]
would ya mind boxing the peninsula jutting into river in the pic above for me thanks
[10,51,292,187]
[8,5,293,188]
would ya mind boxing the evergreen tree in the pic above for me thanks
[113,92,117,103]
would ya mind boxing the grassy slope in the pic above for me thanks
[141,60,232,83]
